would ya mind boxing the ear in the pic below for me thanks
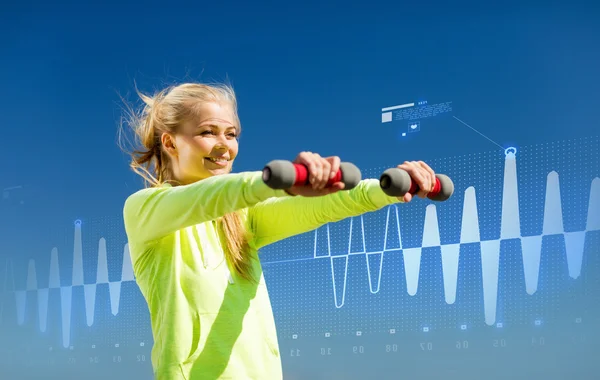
[161,132,177,156]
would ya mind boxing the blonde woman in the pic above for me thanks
[122,82,437,379]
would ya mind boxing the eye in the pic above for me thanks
[200,130,214,135]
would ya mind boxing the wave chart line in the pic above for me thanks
[1,223,133,348]
[312,147,599,326]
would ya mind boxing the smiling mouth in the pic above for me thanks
[204,157,230,167]
[205,157,229,163]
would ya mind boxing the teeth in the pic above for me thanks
[206,157,228,162]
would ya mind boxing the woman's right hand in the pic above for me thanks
[285,151,346,197]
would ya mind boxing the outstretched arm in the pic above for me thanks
[123,171,289,245]
[248,178,402,249]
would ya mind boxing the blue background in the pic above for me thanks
[1,1,599,379]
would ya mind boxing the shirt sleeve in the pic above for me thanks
[247,179,403,249]
[123,171,290,245]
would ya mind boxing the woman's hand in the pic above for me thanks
[285,152,345,197]
[396,161,437,203]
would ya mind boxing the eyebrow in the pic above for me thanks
[197,124,237,130]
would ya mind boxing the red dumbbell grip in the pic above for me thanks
[293,164,343,187]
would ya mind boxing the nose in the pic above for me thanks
[214,133,230,149]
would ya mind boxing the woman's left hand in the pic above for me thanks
[396,160,437,203]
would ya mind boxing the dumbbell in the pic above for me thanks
[262,160,362,190]
[379,167,454,201]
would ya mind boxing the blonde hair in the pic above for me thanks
[119,82,256,282]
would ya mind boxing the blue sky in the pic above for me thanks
[1,0,598,232]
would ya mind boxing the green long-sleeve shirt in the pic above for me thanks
[123,171,401,379]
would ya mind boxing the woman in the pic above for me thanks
[122,82,437,379]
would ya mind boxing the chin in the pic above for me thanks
[207,167,232,176]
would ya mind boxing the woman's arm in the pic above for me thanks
[123,171,289,245]
[248,178,402,249]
